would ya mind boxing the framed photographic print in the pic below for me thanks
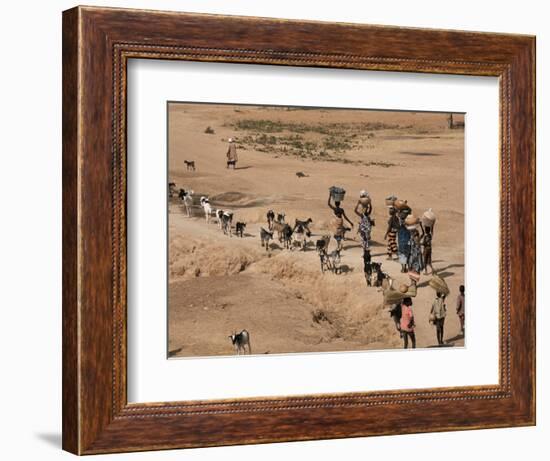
[62,6,535,455]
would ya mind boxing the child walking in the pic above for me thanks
[400,297,416,349]
[430,292,447,346]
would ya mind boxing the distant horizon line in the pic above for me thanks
[167,100,466,116]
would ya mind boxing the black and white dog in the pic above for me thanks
[229,330,251,355]
[235,222,246,238]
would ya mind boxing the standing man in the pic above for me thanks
[430,292,447,346]
[226,138,238,169]
[456,285,465,335]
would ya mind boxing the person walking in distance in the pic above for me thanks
[456,285,465,334]
[226,138,238,169]
[430,292,447,346]
[400,297,416,349]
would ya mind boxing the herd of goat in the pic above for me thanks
[170,182,393,355]
[170,183,344,274]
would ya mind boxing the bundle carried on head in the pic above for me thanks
[422,208,437,228]
[393,199,409,211]
[329,186,346,202]
[359,190,372,206]
[385,195,397,207]
[383,288,406,305]
[383,283,417,305]
[404,213,420,230]
[429,273,450,295]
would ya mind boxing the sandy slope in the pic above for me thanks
[168,103,465,357]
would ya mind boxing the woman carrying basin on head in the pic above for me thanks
[354,190,373,252]
[328,187,354,252]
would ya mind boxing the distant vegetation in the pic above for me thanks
[229,119,398,167]
[232,119,399,135]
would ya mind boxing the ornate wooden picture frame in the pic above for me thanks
[62,6,535,455]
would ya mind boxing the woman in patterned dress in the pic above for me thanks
[354,190,373,252]
[384,207,399,260]
[407,228,425,276]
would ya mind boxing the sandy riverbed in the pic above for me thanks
[167,103,465,357]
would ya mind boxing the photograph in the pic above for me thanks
[167,102,466,357]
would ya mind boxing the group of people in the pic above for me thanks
[222,140,466,349]
[389,285,465,349]
[325,188,465,349]
[326,189,431,285]
[384,205,433,275]
[327,190,373,253]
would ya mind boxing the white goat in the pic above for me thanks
[200,196,212,223]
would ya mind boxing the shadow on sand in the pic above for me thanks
[400,151,442,157]
[446,333,465,344]
[416,270,456,288]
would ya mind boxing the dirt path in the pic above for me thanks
[168,211,464,357]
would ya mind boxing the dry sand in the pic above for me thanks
[168,103,465,358]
